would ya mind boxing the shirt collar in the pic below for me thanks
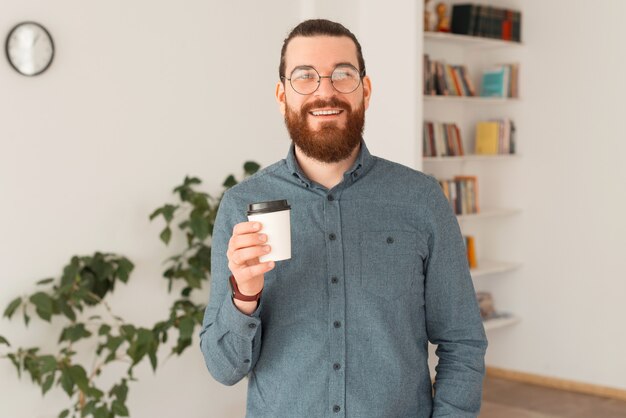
[285,139,374,188]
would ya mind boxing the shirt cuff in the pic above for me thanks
[220,292,263,339]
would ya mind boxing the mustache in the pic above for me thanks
[301,98,351,115]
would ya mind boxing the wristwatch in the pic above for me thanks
[229,275,262,302]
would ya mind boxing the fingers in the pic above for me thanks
[230,232,267,252]
[233,221,262,236]
[235,259,276,282]
[229,244,271,268]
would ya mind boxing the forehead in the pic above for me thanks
[284,35,358,72]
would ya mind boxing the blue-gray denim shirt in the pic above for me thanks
[200,140,488,418]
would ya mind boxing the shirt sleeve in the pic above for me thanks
[199,190,264,386]
[423,178,489,417]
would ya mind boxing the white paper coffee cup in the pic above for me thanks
[247,200,291,262]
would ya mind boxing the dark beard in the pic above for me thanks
[284,96,365,163]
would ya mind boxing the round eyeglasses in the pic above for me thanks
[282,64,365,95]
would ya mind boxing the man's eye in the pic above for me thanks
[295,73,315,80]
[333,71,349,80]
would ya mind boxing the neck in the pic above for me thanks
[294,143,361,190]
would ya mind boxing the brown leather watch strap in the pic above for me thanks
[229,275,262,302]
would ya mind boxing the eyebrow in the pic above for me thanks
[291,62,358,72]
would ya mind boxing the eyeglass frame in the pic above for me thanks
[280,63,366,95]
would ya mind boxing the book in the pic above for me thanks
[465,235,478,269]
[481,66,509,97]
[475,122,500,155]
[423,121,465,157]
[423,55,476,97]
[450,3,522,42]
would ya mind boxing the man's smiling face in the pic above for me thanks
[276,36,372,163]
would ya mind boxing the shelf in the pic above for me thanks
[483,314,520,331]
[471,259,521,278]
[424,154,520,163]
[424,31,523,48]
[424,95,520,104]
[456,208,521,221]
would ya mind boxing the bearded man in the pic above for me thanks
[200,19,488,418]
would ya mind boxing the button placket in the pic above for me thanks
[324,190,346,416]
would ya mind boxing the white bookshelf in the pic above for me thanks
[424,95,520,104]
[423,25,523,337]
[424,154,520,163]
[456,208,521,221]
[471,259,521,278]
[424,31,523,49]
[483,314,521,331]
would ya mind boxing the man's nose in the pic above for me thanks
[314,76,336,96]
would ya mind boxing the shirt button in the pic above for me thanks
[353,171,359,177]
[329,233,336,241]
[327,194,334,201]
[333,363,341,370]
[331,277,339,284]
[333,405,341,413]
[333,321,341,328]
[387,236,394,244]
[248,323,257,329]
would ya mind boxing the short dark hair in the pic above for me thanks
[278,19,366,80]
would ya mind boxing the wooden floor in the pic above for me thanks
[481,377,626,418]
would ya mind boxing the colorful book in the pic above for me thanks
[475,122,500,155]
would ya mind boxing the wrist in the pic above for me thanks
[232,298,259,315]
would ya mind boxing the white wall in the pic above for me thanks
[483,0,626,390]
[0,1,303,417]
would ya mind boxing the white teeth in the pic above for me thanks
[311,110,341,116]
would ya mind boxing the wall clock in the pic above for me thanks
[5,21,54,76]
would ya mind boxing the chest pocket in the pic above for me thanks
[360,230,421,302]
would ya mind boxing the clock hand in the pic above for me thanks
[31,33,40,47]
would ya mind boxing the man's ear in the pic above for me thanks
[362,75,372,111]
[276,81,286,116]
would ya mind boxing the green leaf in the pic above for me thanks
[161,204,177,222]
[42,373,55,395]
[111,400,129,416]
[110,379,129,403]
[222,174,237,188]
[94,406,108,418]
[189,214,209,241]
[29,292,54,322]
[160,227,172,245]
[36,277,55,285]
[98,324,111,336]
[3,297,22,319]
[243,161,261,176]
[38,355,58,373]
[116,258,134,282]
[57,299,76,322]
[67,364,89,392]
[0,335,10,347]
[59,369,74,396]
[58,409,70,418]
[178,316,194,341]
[148,207,162,221]
[59,324,92,343]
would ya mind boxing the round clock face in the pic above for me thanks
[5,22,54,76]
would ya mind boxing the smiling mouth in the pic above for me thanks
[309,109,344,117]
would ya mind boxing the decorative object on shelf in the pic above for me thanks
[424,0,433,32]
[480,64,519,98]
[0,162,261,418]
[450,4,522,42]
[465,235,478,269]
[424,54,476,96]
[477,291,496,319]
[5,21,54,76]
[435,2,451,32]
[474,119,516,155]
